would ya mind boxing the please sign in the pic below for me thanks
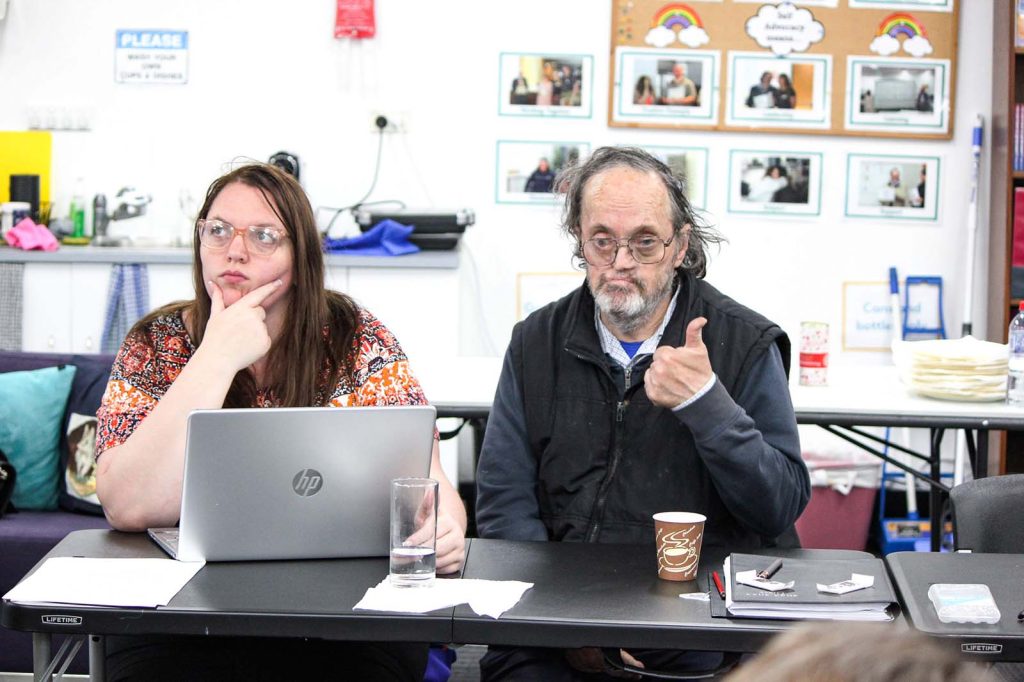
[114,30,189,84]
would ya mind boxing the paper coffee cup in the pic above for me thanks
[653,512,706,582]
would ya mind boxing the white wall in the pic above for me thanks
[0,0,993,363]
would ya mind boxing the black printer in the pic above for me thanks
[354,208,474,251]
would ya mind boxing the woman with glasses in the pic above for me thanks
[93,163,465,681]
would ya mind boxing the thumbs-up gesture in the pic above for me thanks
[644,317,713,408]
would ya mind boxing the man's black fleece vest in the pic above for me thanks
[511,271,791,549]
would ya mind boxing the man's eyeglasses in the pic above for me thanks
[196,219,289,256]
[581,235,674,267]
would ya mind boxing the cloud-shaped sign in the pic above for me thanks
[645,26,675,49]
[745,2,824,56]
[869,34,900,56]
[902,35,933,58]
[677,25,710,48]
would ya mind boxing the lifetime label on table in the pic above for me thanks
[962,643,1003,655]
[114,30,189,84]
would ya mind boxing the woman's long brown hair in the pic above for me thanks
[130,163,359,407]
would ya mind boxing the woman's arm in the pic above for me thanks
[430,438,468,574]
[345,308,468,572]
[96,280,282,531]
[96,350,238,531]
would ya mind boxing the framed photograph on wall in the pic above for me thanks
[845,154,940,221]
[633,145,709,209]
[516,272,585,320]
[848,0,953,11]
[499,52,593,119]
[495,140,590,205]
[726,52,832,130]
[845,57,951,134]
[734,0,838,5]
[727,150,822,216]
[611,48,719,126]
[1019,0,1024,49]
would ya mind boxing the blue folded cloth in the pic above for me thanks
[323,219,420,256]
[101,264,150,354]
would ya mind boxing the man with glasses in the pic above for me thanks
[475,146,809,680]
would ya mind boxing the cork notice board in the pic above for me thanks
[609,1,959,139]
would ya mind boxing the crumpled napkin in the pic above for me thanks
[354,577,533,619]
[5,217,59,251]
[735,570,794,592]
[323,219,420,256]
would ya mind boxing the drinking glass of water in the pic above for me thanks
[389,477,438,587]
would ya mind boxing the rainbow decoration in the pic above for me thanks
[651,3,703,31]
[878,13,927,39]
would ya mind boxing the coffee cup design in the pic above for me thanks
[653,512,706,581]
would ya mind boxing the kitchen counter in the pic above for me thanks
[0,245,459,268]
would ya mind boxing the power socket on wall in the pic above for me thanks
[370,111,409,134]
[27,106,94,131]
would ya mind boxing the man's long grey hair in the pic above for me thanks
[556,146,723,279]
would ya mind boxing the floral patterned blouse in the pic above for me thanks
[95,307,431,457]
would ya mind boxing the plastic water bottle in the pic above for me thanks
[69,178,86,238]
[92,194,108,237]
[1008,301,1024,405]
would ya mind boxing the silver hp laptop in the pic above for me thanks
[148,405,436,562]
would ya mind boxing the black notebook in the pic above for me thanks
[725,553,896,621]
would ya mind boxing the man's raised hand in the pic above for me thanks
[644,317,712,408]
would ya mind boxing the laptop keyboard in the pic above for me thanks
[149,527,180,556]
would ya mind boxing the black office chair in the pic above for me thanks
[949,474,1024,553]
[951,478,1024,682]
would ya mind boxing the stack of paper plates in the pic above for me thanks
[893,337,1009,402]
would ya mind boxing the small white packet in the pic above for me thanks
[735,569,794,592]
[679,592,710,602]
[817,573,874,595]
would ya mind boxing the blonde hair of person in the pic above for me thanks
[726,622,993,682]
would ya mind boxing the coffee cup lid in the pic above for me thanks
[653,511,706,524]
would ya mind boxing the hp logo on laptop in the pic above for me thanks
[292,469,323,497]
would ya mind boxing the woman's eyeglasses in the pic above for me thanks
[196,218,288,256]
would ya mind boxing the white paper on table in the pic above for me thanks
[817,573,874,595]
[735,570,795,592]
[353,578,533,619]
[3,557,205,608]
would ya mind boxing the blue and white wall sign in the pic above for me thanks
[115,30,189,84]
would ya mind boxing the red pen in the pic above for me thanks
[712,570,726,600]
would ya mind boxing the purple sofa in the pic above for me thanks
[0,352,115,674]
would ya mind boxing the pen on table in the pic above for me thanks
[712,571,726,600]
[757,558,784,580]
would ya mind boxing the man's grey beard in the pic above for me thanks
[591,268,675,336]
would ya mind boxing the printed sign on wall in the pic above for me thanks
[516,272,584,320]
[843,281,895,351]
[115,30,189,84]
[842,280,940,350]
